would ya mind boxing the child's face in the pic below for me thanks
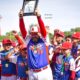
[3,43,12,51]
[66,38,72,43]
[72,38,79,44]
[56,36,63,43]
[62,49,70,56]
[21,48,27,57]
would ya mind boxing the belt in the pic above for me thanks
[31,66,48,72]
[1,74,16,77]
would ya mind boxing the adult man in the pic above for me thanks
[19,9,53,80]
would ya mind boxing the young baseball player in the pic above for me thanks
[75,44,80,80]
[52,29,65,80]
[71,32,80,59]
[11,31,28,80]
[17,45,28,80]
[0,39,17,80]
[0,59,1,80]
[61,42,75,80]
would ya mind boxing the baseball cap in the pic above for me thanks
[72,32,80,39]
[61,42,72,50]
[11,41,16,47]
[54,29,64,37]
[29,24,40,33]
[2,39,12,45]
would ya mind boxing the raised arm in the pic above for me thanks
[12,31,24,45]
[35,9,47,38]
[19,10,27,39]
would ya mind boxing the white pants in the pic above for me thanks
[1,75,17,80]
[77,78,80,80]
[28,65,53,80]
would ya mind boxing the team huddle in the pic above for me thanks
[0,9,80,80]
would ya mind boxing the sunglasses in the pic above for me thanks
[30,32,38,36]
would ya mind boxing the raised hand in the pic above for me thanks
[19,9,23,17]
[34,8,41,17]
[11,30,17,36]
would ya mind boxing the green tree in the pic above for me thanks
[64,31,71,36]
[0,35,6,42]
[75,27,80,32]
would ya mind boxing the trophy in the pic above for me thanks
[22,0,39,16]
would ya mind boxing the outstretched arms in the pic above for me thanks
[35,9,47,38]
[19,9,47,39]
[19,10,27,39]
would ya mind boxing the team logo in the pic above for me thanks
[64,62,70,71]
[30,44,43,54]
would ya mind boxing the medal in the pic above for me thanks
[5,63,8,67]
[61,72,63,75]
[34,50,37,54]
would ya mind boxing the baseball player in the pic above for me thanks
[12,31,28,80]
[71,32,80,59]
[52,29,65,80]
[75,44,80,80]
[17,45,28,80]
[0,39,17,80]
[61,42,75,80]
[0,43,2,79]
[0,57,1,80]
[19,9,53,80]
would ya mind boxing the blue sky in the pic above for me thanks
[0,0,80,35]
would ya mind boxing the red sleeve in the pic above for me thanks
[37,16,47,38]
[19,17,27,39]
[70,71,75,80]
[15,35,24,45]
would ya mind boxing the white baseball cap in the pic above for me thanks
[29,24,40,33]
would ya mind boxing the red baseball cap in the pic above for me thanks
[2,39,12,45]
[55,30,65,37]
[72,32,80,39]
[61,42,72,50]
[11,41,16,47]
